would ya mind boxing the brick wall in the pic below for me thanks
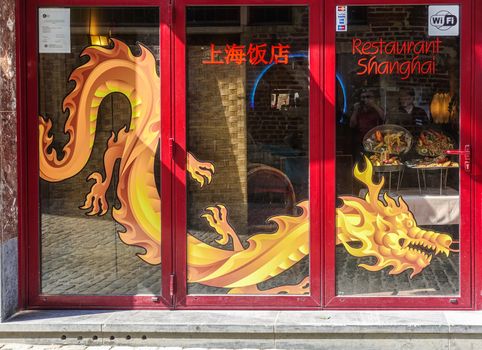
[187,42,248,234]
[245,8,309,152]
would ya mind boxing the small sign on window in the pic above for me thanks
[39,8,71,53]
[428,5,459,37]
[336,6,348,32]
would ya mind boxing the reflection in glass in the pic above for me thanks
[335,5,460,296]
[38,7,161,295]
[186,6,310,295]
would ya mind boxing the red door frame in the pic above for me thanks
[474,0,482,310]
[323,0,474,309]
[16,0,480,311]
[21,0,174,309]
[172,0,323,309]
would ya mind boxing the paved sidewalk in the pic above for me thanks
[0,346,263,350]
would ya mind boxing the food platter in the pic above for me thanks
[405,157,459,169]
[415,129,455,157]
[369,153,404,172]
[363,124,412,155]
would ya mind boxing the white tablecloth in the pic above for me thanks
[358,187,459,225]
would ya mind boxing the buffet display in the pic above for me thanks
[363,125,458,169]
[363,125,412,155]
[405,156,459,169]
[415,129,455,157]
[362,124,458,194]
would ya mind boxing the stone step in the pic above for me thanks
[0,310,481,349]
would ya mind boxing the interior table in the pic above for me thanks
[405,164,459,195]
[373,164,404,193]
[358,187,459,225]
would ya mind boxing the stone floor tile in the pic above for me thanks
[0,345,33,350]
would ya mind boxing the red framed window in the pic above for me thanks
[475,0,482,310]
[23,0,174,309]
[172,0,323,309]
[18,0,480,311]
[324,0,474,309]
[21,0,324,310]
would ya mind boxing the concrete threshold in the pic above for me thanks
[1,310,482,349]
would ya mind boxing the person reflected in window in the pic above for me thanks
[386,87,430,127]
[350,88,385,159]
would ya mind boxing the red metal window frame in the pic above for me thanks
[474,0,482,310]
[16,0,480,311]
[172,0,323,309]
[323,0,474,309]
[20,0,174,309]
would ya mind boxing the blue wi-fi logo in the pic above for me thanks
[430,10,457,31]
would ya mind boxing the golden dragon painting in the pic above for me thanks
[39,39,456,294]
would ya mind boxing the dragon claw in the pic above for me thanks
[81,172,109,216]
[201,204,242,251]
[187,152,215,187]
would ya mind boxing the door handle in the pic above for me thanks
[445,145,471,173]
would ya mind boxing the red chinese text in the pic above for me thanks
[203,43,291,65]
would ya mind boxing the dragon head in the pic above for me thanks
[336,157,454,277]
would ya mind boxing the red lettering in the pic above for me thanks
[225,44,246,65]
[247,43,269,65]
[352,38,362,54]
[270,44,290,64]
[362,42,373,55]
[356,57,368,75]
[202,43,224,65]
[351,38,441,79]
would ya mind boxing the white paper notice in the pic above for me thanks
[39,8,71,53]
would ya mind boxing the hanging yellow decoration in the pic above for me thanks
[430,92,452,124]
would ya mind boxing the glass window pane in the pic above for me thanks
[38,7,161,295]
[335,5,460,296]
[186,6,310,295]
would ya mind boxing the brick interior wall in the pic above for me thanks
[187,40,248,235]
[245,8,309,153]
